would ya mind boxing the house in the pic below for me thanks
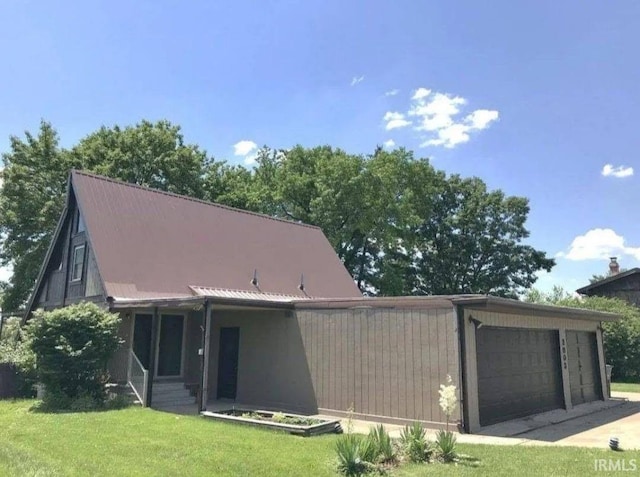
[24,171,617,433]
[576,257,640,307]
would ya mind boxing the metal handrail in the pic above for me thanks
[127,349,148,405]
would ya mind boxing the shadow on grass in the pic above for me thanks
[29,398,132,414]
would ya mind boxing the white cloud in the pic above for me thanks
[383,111,412,130]
[383,139,396,149]
[386,87,499,149]
[385,89,399,96]
[602,164,634,178]
[351,75,365,86]
[0,265,11,283]
[233,140,259,165]
[466,109,500,130]
[557,228,640,261]
[411,88,431,100]
[233,140,257,157]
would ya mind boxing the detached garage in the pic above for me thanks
[293,295,617,433]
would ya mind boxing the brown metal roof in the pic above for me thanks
[576,268,640,294]
[71,170,362,301]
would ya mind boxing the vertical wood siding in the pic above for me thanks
[296,307,460,425]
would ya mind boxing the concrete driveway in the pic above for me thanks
[338,392,640,450]
[515,392,640,450]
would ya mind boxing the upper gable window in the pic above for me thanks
[75,210,86,234]
[71,245,85,282]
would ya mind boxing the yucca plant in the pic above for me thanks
[400,422,429,463]
[435,429,457,462]
[368,424,396,464]
[437,374,459,463]
[335,434,376,476]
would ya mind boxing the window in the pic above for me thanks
[75,211,86,234]
[71,245,85,282]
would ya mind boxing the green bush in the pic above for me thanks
[0,317,37,397]
[400,422,430,463]
[26,302,121,408]
[435,429,457,462]
[368,424,396,464]
[335,434,378,476]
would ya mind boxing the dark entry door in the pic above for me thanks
[476,326,564,426]
[566,331,602,405]
[217,327,240,399]
[157,314,185,377]
[133,314,153,369]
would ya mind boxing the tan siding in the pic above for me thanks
[206,309,318,414]
[467,309,599,332]
[296,306,459,426]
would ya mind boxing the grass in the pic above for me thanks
[612,382,640,393]
[0,400,638,476]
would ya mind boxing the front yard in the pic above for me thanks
[612,382,640,393]
[0,400,638,476]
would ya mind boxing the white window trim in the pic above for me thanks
[71,244,85,282]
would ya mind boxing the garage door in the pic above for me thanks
[476,327,565,426]
[566,331,602,405]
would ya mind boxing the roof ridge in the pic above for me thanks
[70,169,321,231]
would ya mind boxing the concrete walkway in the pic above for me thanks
[324,392,640,450]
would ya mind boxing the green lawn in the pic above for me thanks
[612,382,640,393]
[0,400,638,476]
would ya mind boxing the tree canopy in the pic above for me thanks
[0,120,555,310]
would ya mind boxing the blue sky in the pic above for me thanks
[1,0,639,293]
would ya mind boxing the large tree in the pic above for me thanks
[1,121,554,308]
[409,175,555,297]
[0,120,213,311]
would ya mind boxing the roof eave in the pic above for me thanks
[453,295,620,322]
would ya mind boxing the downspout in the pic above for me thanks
[456,304,470,433]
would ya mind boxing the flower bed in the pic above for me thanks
[201,409,342,436]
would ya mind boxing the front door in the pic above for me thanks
[217,327,240,399]
[156,314,185,377]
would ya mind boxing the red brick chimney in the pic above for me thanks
[609,257,620,275]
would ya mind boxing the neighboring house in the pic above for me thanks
[24,171,617,433]
[576,257,640,307]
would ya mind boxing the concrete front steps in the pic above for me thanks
[152,381,196,408]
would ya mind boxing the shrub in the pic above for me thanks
[0,317,37,397]
[435,429,457,462]
[368,424,396,464]
[335,434,377,476]
[26,302,121,408]
[400,422,429,463]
